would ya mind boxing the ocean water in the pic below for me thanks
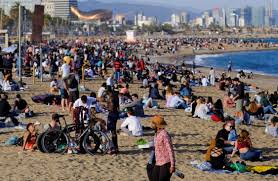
[244,38,278,44]
[193,50,278,76]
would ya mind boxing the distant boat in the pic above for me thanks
[70,6,112,21]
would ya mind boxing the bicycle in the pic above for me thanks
[41,107,111,155]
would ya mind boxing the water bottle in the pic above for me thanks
[174,170,184,179]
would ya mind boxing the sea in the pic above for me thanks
[192,49,278,77]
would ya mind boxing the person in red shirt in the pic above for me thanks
[113,58,122,83]
[136,58,145,80]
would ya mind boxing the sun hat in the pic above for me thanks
[151,116,167,128]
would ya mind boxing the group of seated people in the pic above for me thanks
[0,93,33,127]
[207,117,263,170]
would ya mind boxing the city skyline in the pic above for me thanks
[78,0,278,11]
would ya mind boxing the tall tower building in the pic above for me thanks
[251,7,265,27]
[42,0,78,20]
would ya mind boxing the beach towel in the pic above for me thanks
[246,166,278,175]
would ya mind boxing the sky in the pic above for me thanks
[79,0,278,11]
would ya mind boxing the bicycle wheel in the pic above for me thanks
[36,132,46,153]
[41,129,69,153]
[82,130,110,156]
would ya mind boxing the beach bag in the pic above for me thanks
[16,136,24,146]
[229,162,247,173]
[211,114,223,122]
[209,147,225,169]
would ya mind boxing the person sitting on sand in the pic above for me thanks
[193,97,210,120]
[223,92,235,108]
[211,100,225,122]
[23,123,38,151]
[142,94,159,109]
[169,92,188,109]
[230,129,262,161]
[121,94,145,117]
[265,116,278,137]
[149,83,163,100]
[97,83,107,102]
[13,94,30,114]
[247,100,265,120]
[206,97,214,113]
[209,139,227,170]
[259,92,277,115]
[201,76,209,87]
[0,94,18,126]
[269,91,278,107]
[179,82,192,97]
[44,113,62,130]
[216,121,235,153]
[120,108,143,137]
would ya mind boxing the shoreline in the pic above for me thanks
[149,46,278,78]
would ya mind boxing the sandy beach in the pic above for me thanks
[0,61,277,181]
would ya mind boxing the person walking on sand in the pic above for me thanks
[228,60,232,72]
[148,116,175,181]
[209,67,215,86]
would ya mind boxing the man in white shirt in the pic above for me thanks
[120,108,143,137]
[169,92,188,109]
[209,67,215,86]
[73,95,96,109]
[201,76,209,87]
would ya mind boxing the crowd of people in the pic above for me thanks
[0,36,277,180]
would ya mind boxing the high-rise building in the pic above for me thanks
[243,6,252,26]
[265,0,273,26]
[42,0,78,20]
[171,13,181,26]
[226,8,239,27]
[134,12,157,27]
[251,7,265,27]
[219,8,226,27]
[180,12,189,24]
[0,0,41,15]
[212,8,221,25]
[239,16,245,27]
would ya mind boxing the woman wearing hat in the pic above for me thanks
[150,116,175,181]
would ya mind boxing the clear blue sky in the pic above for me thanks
[81,0,278,10]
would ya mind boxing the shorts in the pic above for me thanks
[68,91,79,103]
[60,89,69,99]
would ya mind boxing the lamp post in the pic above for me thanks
[18,4,22,82]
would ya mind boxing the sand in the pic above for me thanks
[0,40,278,181]
[0,68,277,181]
